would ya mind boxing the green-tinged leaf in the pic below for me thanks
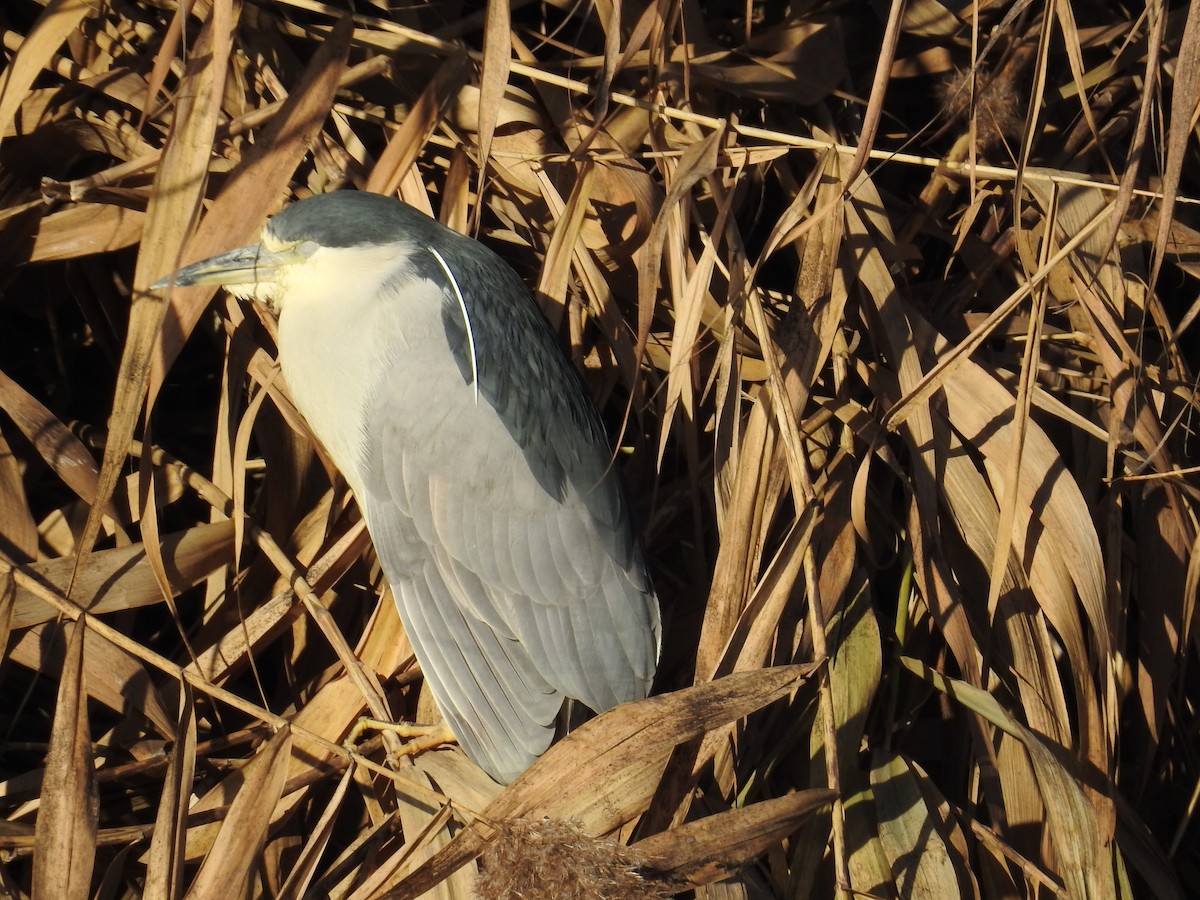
[870,750,972,899]
[901,658,1114,899]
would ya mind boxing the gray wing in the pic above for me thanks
[358,263,659,783]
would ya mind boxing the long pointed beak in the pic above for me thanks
[151,243,308,291]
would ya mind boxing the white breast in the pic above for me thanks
[274,242,446,498]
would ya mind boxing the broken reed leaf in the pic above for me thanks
[633,789,836,888]
[10,618,175,736]
[492,664,816,830]
[30,620,97,900]
[143,681,197,899]
[383,667,815,898]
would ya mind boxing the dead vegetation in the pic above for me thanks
[0,0,1198,897]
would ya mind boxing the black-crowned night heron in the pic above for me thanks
[156,191,660,782]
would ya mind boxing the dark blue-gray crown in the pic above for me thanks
[266,191,446,249]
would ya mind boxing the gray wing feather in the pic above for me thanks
[393,566,559,780]
[356,265,658,782]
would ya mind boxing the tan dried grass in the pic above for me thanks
[0,1,1198,898]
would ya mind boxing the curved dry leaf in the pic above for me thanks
[452,82,548,134]
[584,153,658,258]
[7,520,235,628]
[29,202,146,262]
[0,0,94,143]
[141,3,185,131]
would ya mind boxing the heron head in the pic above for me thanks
[152,193,434,313]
